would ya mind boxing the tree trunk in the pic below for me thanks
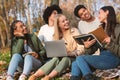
[44,0,51,8]
[27,9,32,33]
[2,0,10,47]
[86,0,90,11]
[0,26,5,47]
[51,0,59,5]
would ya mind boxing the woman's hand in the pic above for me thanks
[82,37,96,48]
[67,50,78,57]
[28,52,39,59]
[14,32,24,37]
[102,37,110,45]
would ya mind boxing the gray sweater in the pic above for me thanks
[107,24,120,58]
[84,24,120,58]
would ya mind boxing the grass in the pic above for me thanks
[0,48,119,80]
[0,48,11,74]
[0,48,70,80]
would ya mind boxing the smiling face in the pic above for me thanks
[58,15,70,31]
[98,9,108,23]
[78,8,92,21]
[14,22,28,35]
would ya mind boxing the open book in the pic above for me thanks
[89,26,108,43]
[73,34,103,48]
[73,27,108,48]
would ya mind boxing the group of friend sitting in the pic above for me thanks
[6,4,120,80]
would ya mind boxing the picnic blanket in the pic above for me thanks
[93,66,120,79]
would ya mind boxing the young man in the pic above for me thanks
[6,20,46,80]
[38,5,62,42]
[74,5,100,34]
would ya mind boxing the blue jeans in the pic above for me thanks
[7,53,42,77]
[71,50,120,77]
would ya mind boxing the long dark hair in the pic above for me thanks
[101,6,116,38]
[10,20,23,57]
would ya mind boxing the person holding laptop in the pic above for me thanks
[28,14,85,80]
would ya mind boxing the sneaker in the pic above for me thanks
[83,73,98,80]
[28,74,37,80]
[70,76,81,80]
[18,74,27,80]
[6,76,14,80]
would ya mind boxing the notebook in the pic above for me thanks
[73,34,103,48]
[44,40,68,57]
[73,26,108,49]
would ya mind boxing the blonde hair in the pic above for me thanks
[53,14,84,55]
[53,14,77,52]
[53,14,63,40]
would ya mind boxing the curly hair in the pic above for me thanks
[10,20,23,38]
[74,5,86,18]
[10,20,23,57]
[43,4,62,24]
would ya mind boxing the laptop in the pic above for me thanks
[44,40,68,57]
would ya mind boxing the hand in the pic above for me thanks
[102,37,110,45]
[28,52,39,59]
[67,52,76,57]
[67,50,81,57]
[82,37,96,48]
[14,32,24,37]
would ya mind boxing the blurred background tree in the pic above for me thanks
[0,0,120,48]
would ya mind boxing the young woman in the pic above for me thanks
[70,6,120,80]
[28,14,85,80]
[6,20,46,80]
